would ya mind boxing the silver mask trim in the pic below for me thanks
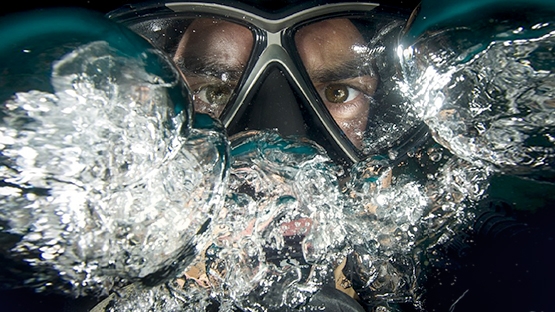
[166,2,380,162]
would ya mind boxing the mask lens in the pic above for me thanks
[294,18,377,149]
[294,16,423,159]
[127,17,255,119]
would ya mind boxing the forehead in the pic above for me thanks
[177,18,254,66]
[294,19,366,71]
[181,18,253,48]
[296,19,364,43]
[186,18,249,37]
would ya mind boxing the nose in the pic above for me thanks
[226,66,308,137]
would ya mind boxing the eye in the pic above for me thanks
[323,83,362,104]
[195,84,233,106]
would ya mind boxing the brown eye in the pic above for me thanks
[324,83,361,104]
[324,84,349,103]
[198,84,233,106]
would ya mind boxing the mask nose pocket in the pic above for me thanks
[226,66,308,137]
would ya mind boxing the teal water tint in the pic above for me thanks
[230,131,324,160]
[193,113,225,131]
[489,174,555,212]
[404,0,555,46]
[192,113,231,166]
[0,8,229,296]
[401,0,555,173]
[0,8,191,115]
[0,9,150,58]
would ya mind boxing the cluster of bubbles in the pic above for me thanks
[97,132,418,311]
[0,16,228,297]
[2,4,555,312]
[100,134,491,311]
[400,5,555,176]
[102,131,348,311]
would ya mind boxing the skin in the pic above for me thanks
[172,18,381,296]
[174,19,254,117]
[173,18,378,148]
[295,19,378,148]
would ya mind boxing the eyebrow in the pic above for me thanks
[307,58,376,83]
[174,56,244,81]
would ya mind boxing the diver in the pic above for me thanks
[109,0,425,168]
[172,17,376,148]
[108,0,555,311]
[1,0,554,311]
[105,0,423,310]
[0,0,423,310]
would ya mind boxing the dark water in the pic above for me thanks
[1,6,555,312]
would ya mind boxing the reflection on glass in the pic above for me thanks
[295,18,379,148]
[172,18,254,118]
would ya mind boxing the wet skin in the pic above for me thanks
[173,18,378,148]
[173,19,253,118]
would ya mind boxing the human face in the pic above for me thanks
[173,18,376,149]
[295,19,378,148]
[173,19,254,118]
